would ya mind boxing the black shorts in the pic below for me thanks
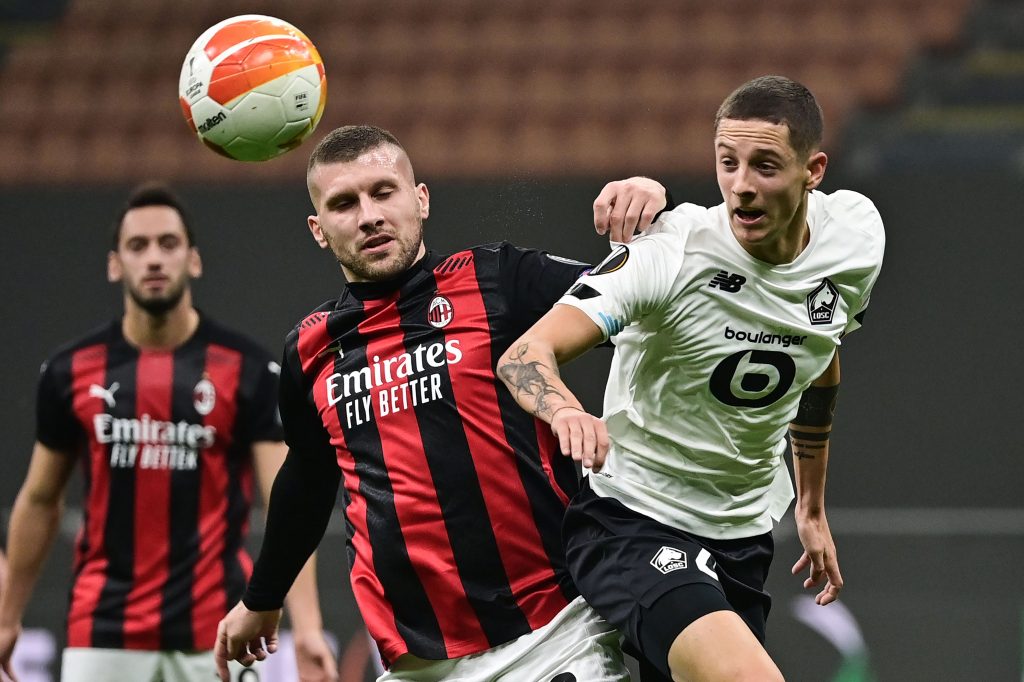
[563,478,774,680]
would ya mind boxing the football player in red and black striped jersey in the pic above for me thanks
[215,126,668,682]
[0,185,337,682]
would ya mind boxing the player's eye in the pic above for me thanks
[126,238,147,251]
[159,236,182,250]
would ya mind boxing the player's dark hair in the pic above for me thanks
[714,75,823,158]
[111,183,196,250]
[307,125,405,174]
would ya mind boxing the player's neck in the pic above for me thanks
[742,200,811,265]
[121,296,200,351]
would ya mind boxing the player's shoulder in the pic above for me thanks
[201,315,274,361]
[476,240,590,270]
[286,299,337,344]
[818,189,884,241]
[655,202,718,235]
[473,240,537,261]
[42,320,120,367]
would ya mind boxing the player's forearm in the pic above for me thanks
[497,338,583,423]
[790,436,829,514]
[0,492,62,625]
[789,381,840,514]
[243,450,338,612]
[282,553,324,634]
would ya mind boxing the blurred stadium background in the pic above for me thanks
[2,0,1022,679]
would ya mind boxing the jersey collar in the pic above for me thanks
[342,250,446,302]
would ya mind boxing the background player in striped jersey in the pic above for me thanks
[0,185,337,682]
[497,75,885,681]
[213,125,668,682]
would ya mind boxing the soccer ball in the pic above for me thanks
[178,15,326,162]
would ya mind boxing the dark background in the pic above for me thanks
[2,165,1021,679]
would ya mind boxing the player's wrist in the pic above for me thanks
[549,405,585,422]
[241,593,284,613]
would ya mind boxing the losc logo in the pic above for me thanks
[650,546,688,574]
[807,278,839,325]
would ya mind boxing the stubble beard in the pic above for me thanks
[126,277,188,316]
[329,220,424,282]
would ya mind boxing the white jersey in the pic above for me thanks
[559,190,885,539]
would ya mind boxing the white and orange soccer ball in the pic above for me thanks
[178,15,326,162]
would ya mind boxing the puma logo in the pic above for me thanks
[89,382,120,409]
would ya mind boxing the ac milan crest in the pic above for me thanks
[427,295,454,328]
[193,375,216,415]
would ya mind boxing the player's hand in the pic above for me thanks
[214,601,282,681]
[792,509,843,606]
[593,176,667,244]
[0,621,22,682]
[550,406,609,472]
[293,628,339,682]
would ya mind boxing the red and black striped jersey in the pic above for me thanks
[35,314,283,651]
[279,243,588,664]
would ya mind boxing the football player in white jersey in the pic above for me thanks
[497,75,884,682]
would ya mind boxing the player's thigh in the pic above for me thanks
[505,596,629,682]
[162,649,264,682]
[380,597,628,682]
[61,648,161,682]
[562,488,723,648]
[669,610,783,682]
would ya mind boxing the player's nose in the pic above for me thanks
[732,165,757,196]
[357,195,385,229]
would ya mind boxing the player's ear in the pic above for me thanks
[107,250,122,283]
[188,246,202,278]
[805,151,828,191]
[308,214,329,249]
[416,183,429,220]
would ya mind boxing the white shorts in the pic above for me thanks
[378,596,628,682]
[61,647,262,682]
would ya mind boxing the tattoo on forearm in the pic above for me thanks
[498,343,566,418]
[789,426,829,461]
[786,425,827,462]
[791,448,818,460]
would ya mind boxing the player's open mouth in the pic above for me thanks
[734,208,765,224]
[362,235,393,252]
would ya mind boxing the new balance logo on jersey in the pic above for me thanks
[708,270,746,293]
[807,278,839,325]
[89,382,119,408]
[650,546,688,574]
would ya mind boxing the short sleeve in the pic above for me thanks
[498,243,591,327]
[836,191,885,337]
[557,232,685,341]
[35,356,83,453]
[237,353,286,444]
[278,341,335,458]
